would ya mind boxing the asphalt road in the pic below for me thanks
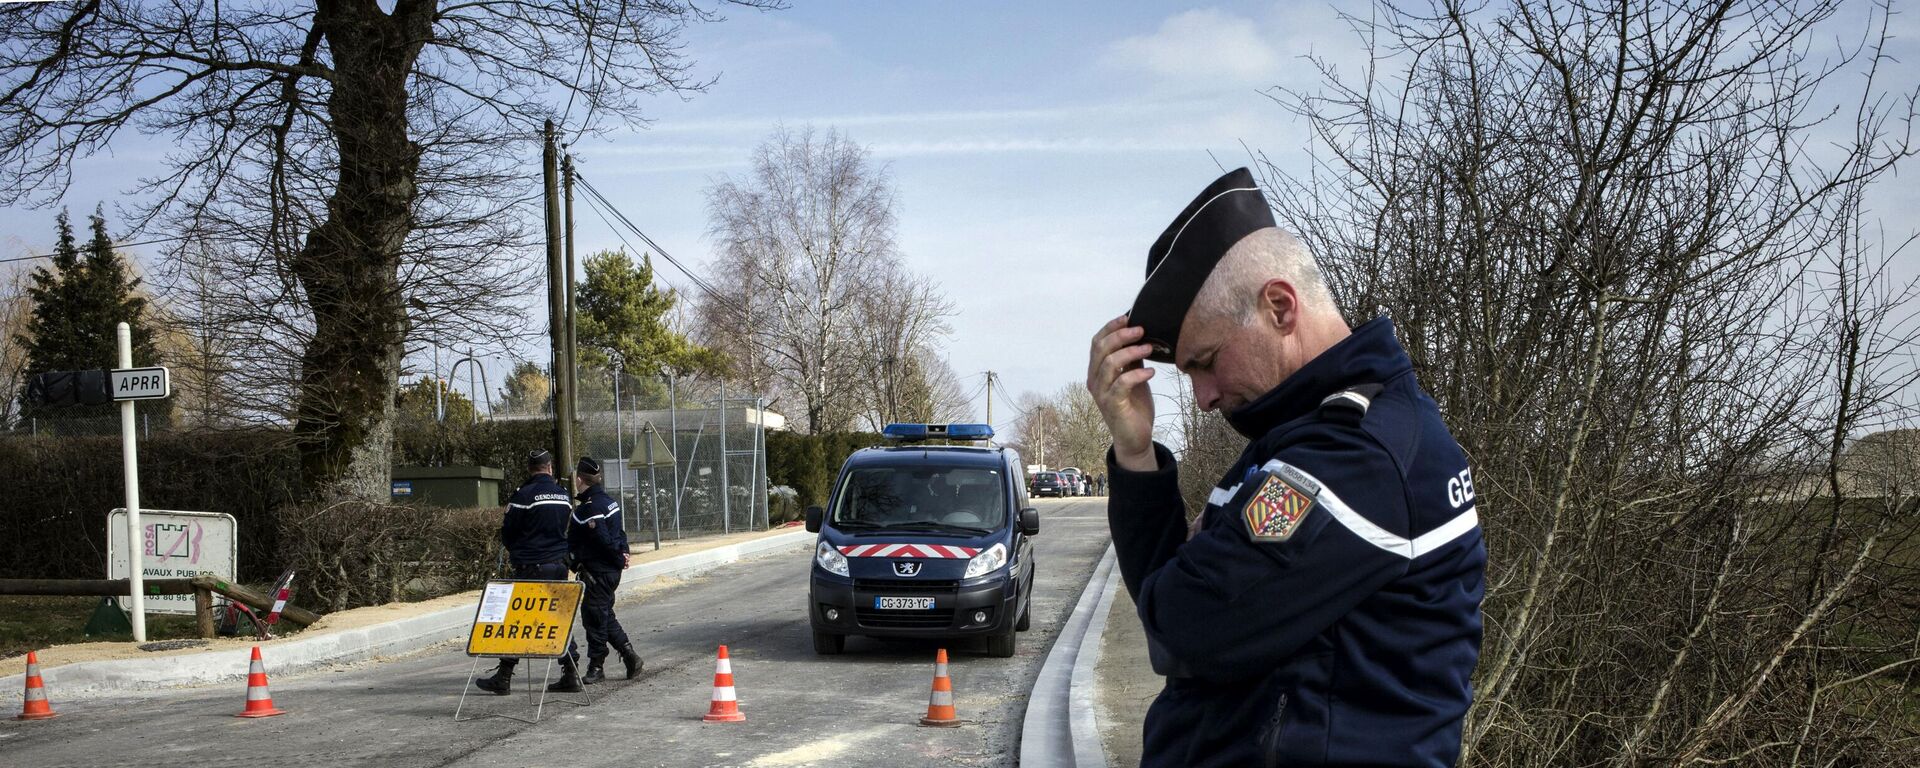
[0,497,1109,768]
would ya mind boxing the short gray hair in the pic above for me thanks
[1191,228,1335,322]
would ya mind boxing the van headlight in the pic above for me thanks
[815,540,850,577]
[963,543,1008,579]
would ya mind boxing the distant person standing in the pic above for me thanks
[474,450,584,694]
[569,456,643,683]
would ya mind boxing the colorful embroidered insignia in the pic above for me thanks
[1243,473,1313,542]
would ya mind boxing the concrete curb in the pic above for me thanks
[1020,542,1118,768]
[3,529,813,699]
[1067,546,1123,767]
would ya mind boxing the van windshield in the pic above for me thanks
[832,465,1006,533]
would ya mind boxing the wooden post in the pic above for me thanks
[194,588,215,638]
[0,578,197,596]
[190,576,320,627]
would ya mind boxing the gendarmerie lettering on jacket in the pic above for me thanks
[502,474,572,567]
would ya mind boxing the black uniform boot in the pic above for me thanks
[583,658,607,685]
[547,664,584,693]
[618,641,644,679]
[473,667,513,695]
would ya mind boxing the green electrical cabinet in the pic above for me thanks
[391,466,505,509]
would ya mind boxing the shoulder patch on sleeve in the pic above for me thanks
[1243,473,1314,542]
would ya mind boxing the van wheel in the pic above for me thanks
[1015,600,1032,631]
[987,628,1016,658]
[813,631,845,655]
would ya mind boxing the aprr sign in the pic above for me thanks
[109,366,170,401]
[466,580,584,658]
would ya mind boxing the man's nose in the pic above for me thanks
[1192,374,1220,412]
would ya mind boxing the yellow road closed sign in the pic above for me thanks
[466,579,584,658]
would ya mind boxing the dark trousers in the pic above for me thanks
[495,561,578,675]
[579,566,630,660]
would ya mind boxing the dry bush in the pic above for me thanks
[1220,0,1920,763]
[275,502,500,613]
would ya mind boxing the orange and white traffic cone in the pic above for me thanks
[702,644,745,722]
[16,650,57,720]
[919,648,961,727]
[235,646,286,718]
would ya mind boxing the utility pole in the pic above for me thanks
[984,371,996,430]
[432,344,444,465]
[882,355,897,424]
[718,378,731,535]
[542,121,574,479]
[562,152,580,482]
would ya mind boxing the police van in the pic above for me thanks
[805,423,1039,657]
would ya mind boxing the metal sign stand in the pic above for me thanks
[454,579,591,723]
[455,655,587,724]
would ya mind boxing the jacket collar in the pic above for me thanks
[1224,316,1413,439]
[575,484,603,502]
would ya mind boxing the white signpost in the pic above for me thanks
[106,509,237,614]
[113,322,171,641]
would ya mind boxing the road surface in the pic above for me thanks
[0,498,1110,768]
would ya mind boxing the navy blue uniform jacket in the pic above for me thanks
[501,473,572,567]
[1107,317,1485,767]
[568,484,628,570]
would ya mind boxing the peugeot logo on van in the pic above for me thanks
[893,561,923,577]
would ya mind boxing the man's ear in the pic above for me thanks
[1260,279,1299,333]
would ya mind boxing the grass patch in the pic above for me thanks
[0,595,209,660]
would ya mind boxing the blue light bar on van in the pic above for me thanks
[882,423,994,442]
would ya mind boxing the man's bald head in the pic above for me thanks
[1190,228,1336,326]
[1173,227,1350,412]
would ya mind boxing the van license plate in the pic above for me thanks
[875,597,935,610]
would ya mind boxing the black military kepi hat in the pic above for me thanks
[1128,167,1276,364]
[576,456,601,476]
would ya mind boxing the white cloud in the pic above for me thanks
[1103,8,1282,85]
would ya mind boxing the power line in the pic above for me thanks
[572,179,795,368]
[573,179,754,328]
[572,172,758,324]
[1,234,205,265]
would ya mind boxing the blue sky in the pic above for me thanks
[3,0,1915,436]
[561,0,1360,432]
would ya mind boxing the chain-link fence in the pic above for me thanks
[3,366,780,548]
[571,368,774,548]
[3,411,164,438]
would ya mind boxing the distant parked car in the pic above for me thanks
[1030,471,1067,498]
[1059,468,1085,497]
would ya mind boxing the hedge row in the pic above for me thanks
[764,430,883,509]
[1,423,875,600]
[0,430,301,582]
[275,502,500,612]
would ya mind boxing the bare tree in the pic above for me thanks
[850,262,956,429]
[1250,0,1920,764]
[1010,383,1131,473]
[702,126,909,433]
[1007,392,1061,468]
[0,268,31,428]
[0,0,776,499]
